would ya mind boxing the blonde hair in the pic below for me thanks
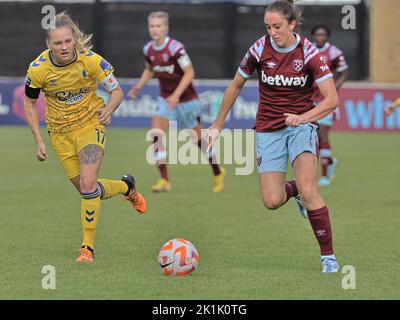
[46,12,93,51]
[148,11,169,27]
[265,0,303,32]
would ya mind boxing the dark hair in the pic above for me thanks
[311,25,331,37]
[265,0,303,32]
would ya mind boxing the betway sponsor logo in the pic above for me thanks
[153,65,175,74]
[261,70,308,87]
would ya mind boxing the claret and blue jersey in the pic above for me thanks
[238,33,333,132]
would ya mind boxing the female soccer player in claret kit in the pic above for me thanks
[24,12,147,263]
[311,25,349,186]
[208,0,340,273]
[128,11,225,193]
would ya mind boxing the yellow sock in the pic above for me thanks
[97,179,129,200]
[81,189,101,249]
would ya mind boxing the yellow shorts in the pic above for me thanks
[49,123,106,179]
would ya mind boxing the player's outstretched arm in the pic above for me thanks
[128,63,154,99]
[23,96,47,161]
[207,72,247,150]
[385,97,400,116]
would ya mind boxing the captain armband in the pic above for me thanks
[177,54,192,69]
[100,73,119,92]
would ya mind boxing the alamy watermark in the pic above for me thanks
[41,5,56,30]
[341,265,356,290]
[145,121,255,175]
[41,265,56,290]
[341,5,356,30]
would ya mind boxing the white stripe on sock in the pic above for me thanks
[320,149,332,158]
[154,151,167,161]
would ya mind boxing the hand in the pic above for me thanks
[166,94,179,110]
[284,113,308,127]
[97,106,113,126]
[128,86,140,100]
[206,123,223,152]
[384,103,397,116]
[36,142,47,161]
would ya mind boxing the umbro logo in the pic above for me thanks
[267,61,276,69]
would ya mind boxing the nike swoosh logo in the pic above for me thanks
[160,261,173,268]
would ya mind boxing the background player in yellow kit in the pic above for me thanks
[24,12,147,263]
[385,97,400,116]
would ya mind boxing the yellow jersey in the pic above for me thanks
[26,49,117,133]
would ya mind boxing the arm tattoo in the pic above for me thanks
[79,144,103,165]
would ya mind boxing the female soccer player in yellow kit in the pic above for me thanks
[385,98,400,116]
[24,12,147,262]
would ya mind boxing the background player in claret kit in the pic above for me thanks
[208,0,340,272]
[385,97,400,116]
[311,25,349,186]
[128,11,225,193]
[24,12,147,263]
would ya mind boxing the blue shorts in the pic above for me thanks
[155,97,201,129]
[256,124,319,173]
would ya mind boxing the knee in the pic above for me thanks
[298,184,319,204]
[80,176,97,194]
[262,196,283,210]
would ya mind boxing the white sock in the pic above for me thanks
[321,254,336,260]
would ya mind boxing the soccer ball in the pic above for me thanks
[158,238,199,276]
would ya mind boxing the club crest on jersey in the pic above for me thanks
[162,53,169,62]
[293,59,303,72]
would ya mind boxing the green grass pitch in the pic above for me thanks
[0,126,399,299]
